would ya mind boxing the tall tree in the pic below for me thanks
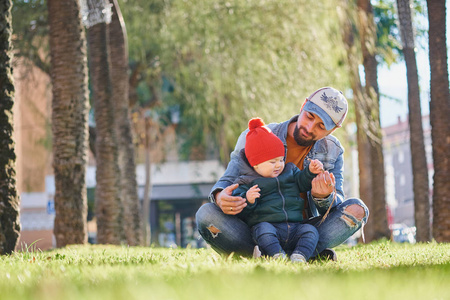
[339,0,373,242]
[109,0,142,246]
[0,0,20,255]
[427,0,450,242]
[357,0,390,241]
[83,0,124,244]
[48,0,89,247]
[396,0,430,242]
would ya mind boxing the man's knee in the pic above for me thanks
[196,203,216,224]
[341,198,369,226]
[344,204,365,221]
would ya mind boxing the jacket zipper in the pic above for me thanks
[276,177,290,244]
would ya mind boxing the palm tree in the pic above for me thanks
[0,0,21,255]
[85,0,124,244]
[339,1,373,239]
[426,0,450,242]
[109,0,142,246]
[48,0,89,247]
[357,0,390,241]
[396,0,430,242]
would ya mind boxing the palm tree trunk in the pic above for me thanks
[48,0,89,247]
[339,2,373,236]
[142,116,152,246]
[0,0,21,254]
[396,0,431,242]
[357,0,390,241]
[109,0,143,246]
[426,0,450,242]
[86,0,124,244]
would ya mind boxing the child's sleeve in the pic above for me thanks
[292,164,317,192]
[232,184,258,217]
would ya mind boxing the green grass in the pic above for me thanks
[1,241,449,300]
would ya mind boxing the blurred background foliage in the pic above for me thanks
[12,0,427,164]
[120,0,350,162]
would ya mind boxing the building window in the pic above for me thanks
[399,174,405,186]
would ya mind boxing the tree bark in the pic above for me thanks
[48,0,89,247]
[339,1,373,232]
[357,0,390,241]
[427,0,450,242]
[0,0,21,254]
[109,0,143,246]
[87,0,124,245]
[142,116,152,246]
[396,0,431,242]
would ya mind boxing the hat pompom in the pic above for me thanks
[245,117,284,167]
[248,117,265,130]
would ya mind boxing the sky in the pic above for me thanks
[378,0,450,128]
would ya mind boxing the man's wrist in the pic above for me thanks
[311,192,332,201]
[209,188,223,203]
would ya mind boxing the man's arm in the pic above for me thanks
[209,128,248,199]
[209,129,249,214]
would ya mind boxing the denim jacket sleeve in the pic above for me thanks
[306,136,345,217]
[209,129,249,202]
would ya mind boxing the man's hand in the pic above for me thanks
[245,185,260,204]
[215,184,247,215]
[311,171,335,198]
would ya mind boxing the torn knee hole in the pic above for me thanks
[344,204,365,221]
[207,225,221,238]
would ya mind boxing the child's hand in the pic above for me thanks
[246,185,260,204]
[309,159,324,174]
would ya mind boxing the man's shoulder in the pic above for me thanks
[315,135,344,151]
[322,134,341,144]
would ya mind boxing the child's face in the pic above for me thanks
[253,156,285,178]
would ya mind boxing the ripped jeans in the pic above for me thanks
[195,198,369,257]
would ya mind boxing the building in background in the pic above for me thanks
[19,160,224,250]
[14,60,54,251]
[382,115,433,228]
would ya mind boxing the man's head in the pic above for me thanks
[292,87,348,146]
[303,87,348,130]
[245,117,286,177]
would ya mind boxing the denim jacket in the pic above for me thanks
[210,115,345,218]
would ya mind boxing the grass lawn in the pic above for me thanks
[1,241,449,300]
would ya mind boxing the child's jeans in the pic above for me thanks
[252,222,319,259]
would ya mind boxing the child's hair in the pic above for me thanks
[245,118,285,167]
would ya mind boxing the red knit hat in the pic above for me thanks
[245,118,285,167]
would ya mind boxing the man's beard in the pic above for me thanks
[293,125,316,146]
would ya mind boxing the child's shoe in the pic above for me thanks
[253,245,262,258]
[273,253,287,260]
[290,253,306,263]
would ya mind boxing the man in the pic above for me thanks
[196,87,369,260]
